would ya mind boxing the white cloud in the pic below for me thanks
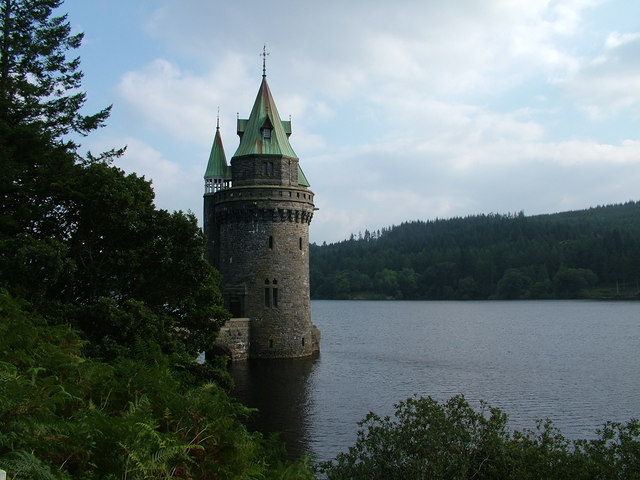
[136,0,598,100]
[65,0,640,243]
[116,54,255,145]
[605,31,640,49]
[113,138,201,215]
[307,120,640,242]
[561,30,640,117]
[549,139,640,165]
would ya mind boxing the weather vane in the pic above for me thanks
[261,45,270,77]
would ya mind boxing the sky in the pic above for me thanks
[60,0,640,244]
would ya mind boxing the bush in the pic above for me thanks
[318,395,640,480]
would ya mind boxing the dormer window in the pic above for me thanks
[260,118,273,139]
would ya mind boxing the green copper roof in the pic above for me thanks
[233,76,298,159]
[204,125,231,179]
[297,165,310,187]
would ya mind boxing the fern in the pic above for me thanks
[119,420,203,480]
[0,451,59,480]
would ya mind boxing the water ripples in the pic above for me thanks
[232,300,640,462]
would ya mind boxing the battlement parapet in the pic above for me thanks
[215,206,313,225]
[211,185,314,205]
[212,185,315,225]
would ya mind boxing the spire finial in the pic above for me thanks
[261,44,270,77]
[216,107,220,130]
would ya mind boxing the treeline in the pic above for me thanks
[310,204,640,300]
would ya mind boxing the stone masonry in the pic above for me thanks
[204,72,320,360]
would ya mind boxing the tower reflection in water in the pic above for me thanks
[230,356,319,459]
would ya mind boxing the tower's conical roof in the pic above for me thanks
[204,123,231,179]
[233,76,298,159]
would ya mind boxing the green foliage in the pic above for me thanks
[496,269,531,299]
[311,203,640,300]
[0,3,306,478]
[1,146,228,359]
[0,0,110,141]
[0,291,314,479]
[319,395,640,480]
[52,162,229,359]
[0,2,228,358]
[320,395,511,480]
[553,268,598,297]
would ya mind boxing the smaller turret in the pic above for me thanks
[204,115,231,193]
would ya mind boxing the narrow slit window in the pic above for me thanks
[272,279,278,308]
[264,279,271,307]
[269,235,273,249]
[299,237,303,250]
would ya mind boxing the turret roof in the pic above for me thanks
[204,123,231,179]
[233,76,298,159]
[298,165,310,187]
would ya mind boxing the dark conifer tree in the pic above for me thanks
[0,0,227,358]
[0,0,110,140]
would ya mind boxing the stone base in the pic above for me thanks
[212,317,320,361]
[311,324,321,353]
[212,318,250,361]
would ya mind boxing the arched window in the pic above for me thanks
[264,279,278,308]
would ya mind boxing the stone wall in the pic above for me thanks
[206,182,320,359]
[231,154,299,187]
[213,318,250,361]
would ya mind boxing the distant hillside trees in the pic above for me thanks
[310,204,640,300]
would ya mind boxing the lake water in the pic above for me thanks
[230,300,640,462]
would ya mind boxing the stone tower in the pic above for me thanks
[203,70,320,359]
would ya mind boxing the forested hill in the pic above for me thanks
[310,201,640,300]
